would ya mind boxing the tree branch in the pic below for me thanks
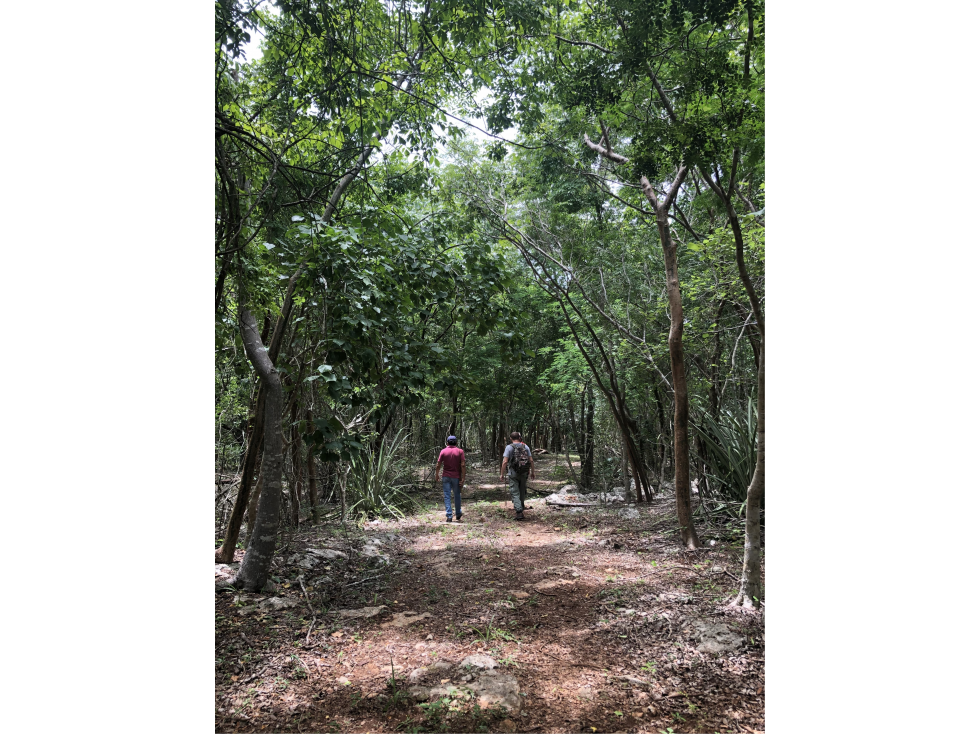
[583,133,629,164]
[553,35,612,54]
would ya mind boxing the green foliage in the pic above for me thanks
[345,430,418,523]
[692,399,758,514]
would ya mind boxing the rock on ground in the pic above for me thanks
[215,564,235,579]
[458,654,497,671]
[237,596,300,616]
[306,548,347,560]
[406,655,522,712]
[336,605,387,619]
[380,611,432,629]
[685,620,744,654]
[466,669,521,711]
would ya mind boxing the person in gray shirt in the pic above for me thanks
[500,431,536,520]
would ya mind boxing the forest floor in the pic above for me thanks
[215,455,765,734]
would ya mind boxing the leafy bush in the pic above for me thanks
[692,399,760,516]
[345,429,418,523]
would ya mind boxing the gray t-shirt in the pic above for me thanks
[503,442,531,473]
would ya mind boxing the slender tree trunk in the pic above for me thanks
[620,424,631,502]
[289,401,302,527]
[215,388,264,563]
[447,395,458,437]
[735,349,764,607]
[582,384,595,490]
[653,385,669,491]
[233,308,285,591]
[641,171,700,550]
[217,290,296,560]
[305,408,318,523]
[580,131,695,539]
[699,154,766,609]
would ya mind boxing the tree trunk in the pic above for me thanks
[735,348,764,608]
[215,387,265,563]
[620,424,631,502]
[306,409,318,523]
[447,395,458,436]
[582,384,595,490]
[699,153,766,609]
[579,132,694,539]
[289,401,303,527]
[216,284,298,561]
[701,155,765,609]
[642,171,700,550]
[244,450,263,543]
[233,308,285,592]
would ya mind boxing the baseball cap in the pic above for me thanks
[446,435,457,444]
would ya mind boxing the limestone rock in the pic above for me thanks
[307,548,347,561]
[544,492,597,507]
[381,611,432,629]
[466,670,521,712]
[686,620,744,654]
[408,667,428,684]
[215,564,235,579]
[532,578,574,592]
[259,596,299,612]
[336,605,387,620]
[458,654,497,671]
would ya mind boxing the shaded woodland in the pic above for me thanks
[215,1,764,731]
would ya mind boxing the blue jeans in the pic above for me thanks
[442,477,461,518]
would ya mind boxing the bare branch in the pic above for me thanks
[553,35,612,53]
[583,133,629,164]
[664,166,689,209]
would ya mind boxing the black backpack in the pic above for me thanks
[511,443,531,475]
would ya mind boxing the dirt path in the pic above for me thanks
[216,456,765,733]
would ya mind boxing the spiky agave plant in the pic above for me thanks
[345,428,418,523]
[692,398,760,517]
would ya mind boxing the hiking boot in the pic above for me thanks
[456,513,463,522]
[445,515,452,522]
[515,511,525,521]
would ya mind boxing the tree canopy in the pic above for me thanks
[215,0,764,603]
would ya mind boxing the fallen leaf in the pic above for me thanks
[441,679,450,683]
[331,631,344,638]
[230,675,239,682]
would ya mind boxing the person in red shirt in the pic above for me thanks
[434,435,466,522]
